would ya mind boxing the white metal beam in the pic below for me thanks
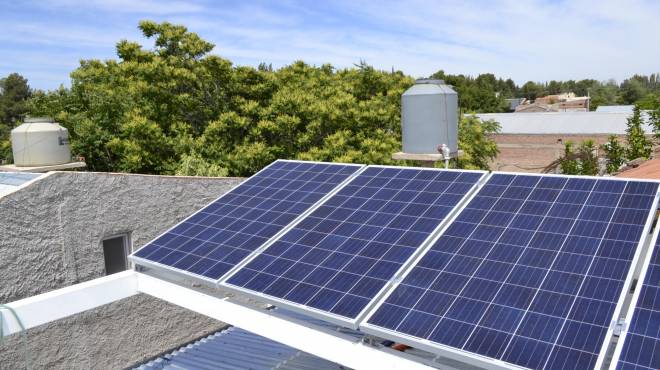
[136,273,434,370]
[2,271,434,370]
[1,270,137,336]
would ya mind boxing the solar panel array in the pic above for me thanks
[615,226,660,370]
[224,167,485,322]
[364,174,658,370]
[129,158,660,369]
[131,160,362,281]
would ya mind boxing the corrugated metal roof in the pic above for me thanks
[131,307,473,370]
[595,105,635,113]
[273,308,364,339]
[134,326,350,370]
[132,306,479,370]
[475,112,652,135]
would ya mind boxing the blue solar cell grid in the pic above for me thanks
[365,174,658,370]
[131,160,362,281]
[224,166,485,322]
[616,225,660,370]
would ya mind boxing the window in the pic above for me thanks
[102,234,130,275]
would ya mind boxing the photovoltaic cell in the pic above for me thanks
[0,172,41,197]
[131,160,362,281]
[224,166,485,322]
[615,224,660,370]
[0,172,40,186]
[364,173,658,370]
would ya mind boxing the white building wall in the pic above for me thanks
[475,112,652,135]
[0,171,242,369]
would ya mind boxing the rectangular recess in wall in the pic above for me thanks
[103,234,130,275]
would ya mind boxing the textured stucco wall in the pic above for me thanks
[0,171,242,369]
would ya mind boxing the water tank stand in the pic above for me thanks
[0,162,86,173]
[391,151,463,169]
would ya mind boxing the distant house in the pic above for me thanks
[557,97,589,111]
[515,92,590,112]
[514,102,556,113]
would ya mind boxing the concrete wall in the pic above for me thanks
[0,171,242,369]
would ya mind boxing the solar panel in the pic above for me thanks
[0,172,40,186]
[0,172,41,197]
[223,166,486,326]
[613,216,660,370]
[362,173,659,370]
[130,160,363,282]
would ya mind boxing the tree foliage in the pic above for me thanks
[558,141,598,176]
[559,142,580,175]
[478,74,660,111]
[601,136,627,174]
[457,116,500,169]
[0,73,31,124]
[0,73,32,161]
[560,104,660,175]
[26,21,417,175]
[430,70,510,113]
[625,106,652,160]
[25,21,502,175]
[15,21,659,175]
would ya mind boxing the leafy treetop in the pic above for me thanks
[22,21,500,176]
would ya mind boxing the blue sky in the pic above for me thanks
[1,0,659,91]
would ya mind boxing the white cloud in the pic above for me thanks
[38,0,204,14]
[2,0,659,90]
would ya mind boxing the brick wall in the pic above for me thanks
[490,134,622,173]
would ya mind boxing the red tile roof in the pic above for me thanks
[615,158,660,180]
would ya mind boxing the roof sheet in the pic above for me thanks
[475,112,651,135]
[595,105,635,113]
[615,158,660,180]
[135,327,348,370]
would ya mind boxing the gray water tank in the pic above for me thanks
[401,79,458,154]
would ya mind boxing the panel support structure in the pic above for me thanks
[2,271,434,370]
[1,270,138,336]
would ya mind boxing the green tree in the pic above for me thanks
[547,80,562,94]
[175,151,229,177]
[578,140,598,176]
[30,21,235,173]
[456,115,500,170]
[637,92,660,110]
[559,142,580,175]
[0,73,32,161]
[430,70,508,113]
[601,135,626,174]
[28,21,414,176]
[588,80,619,110]
[0,73,31,124]
[625,106,652,160]
[621,78,648,104]
[26,20,659,176]
[520,81,545,101]
[557,140,597,175]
